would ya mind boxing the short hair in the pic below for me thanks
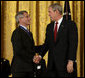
[49,3,63,15]
[15,11,28,23]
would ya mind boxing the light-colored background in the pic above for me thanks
[1,1,84,77]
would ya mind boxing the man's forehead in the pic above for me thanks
[48,7,53,11]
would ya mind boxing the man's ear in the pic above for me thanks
[19,18,21,23]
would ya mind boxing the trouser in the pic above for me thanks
[12,72,34,77]
[46,70,77,77]
[46,61,77,77]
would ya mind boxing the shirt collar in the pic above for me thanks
[19,25,27,30]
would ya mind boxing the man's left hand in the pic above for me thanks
[67,60,74,73]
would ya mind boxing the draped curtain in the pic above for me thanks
[1,1,84,77]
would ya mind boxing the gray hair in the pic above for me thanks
[15,11,28,23]
[49,3,63,15]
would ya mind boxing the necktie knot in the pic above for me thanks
[56,22,58,24]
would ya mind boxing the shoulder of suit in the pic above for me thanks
[62,20,76,28]
[63,20,77,30]
[13,26,23,33]
[63,20,76,25]
[12,27,22,36]
[46,21,54,29]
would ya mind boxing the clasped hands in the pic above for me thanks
[33,54,74,73]
[33,53,42,64]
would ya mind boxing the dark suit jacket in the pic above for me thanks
[11,26,35,73]
[35,19,78,72]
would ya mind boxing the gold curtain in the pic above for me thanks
[1,1,84,77]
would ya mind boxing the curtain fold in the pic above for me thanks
[1,1,84,77]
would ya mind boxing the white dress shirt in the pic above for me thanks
[54,17,63,32]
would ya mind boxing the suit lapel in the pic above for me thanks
[19,26,33,40]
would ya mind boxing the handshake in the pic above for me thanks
[33,53,42,64]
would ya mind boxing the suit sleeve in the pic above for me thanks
[34,25,49,57]
[68,21,78,61]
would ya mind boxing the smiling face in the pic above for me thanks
[19,12,31,26]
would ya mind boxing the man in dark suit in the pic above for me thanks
[33,3,78,77]
[11,11,35,77]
